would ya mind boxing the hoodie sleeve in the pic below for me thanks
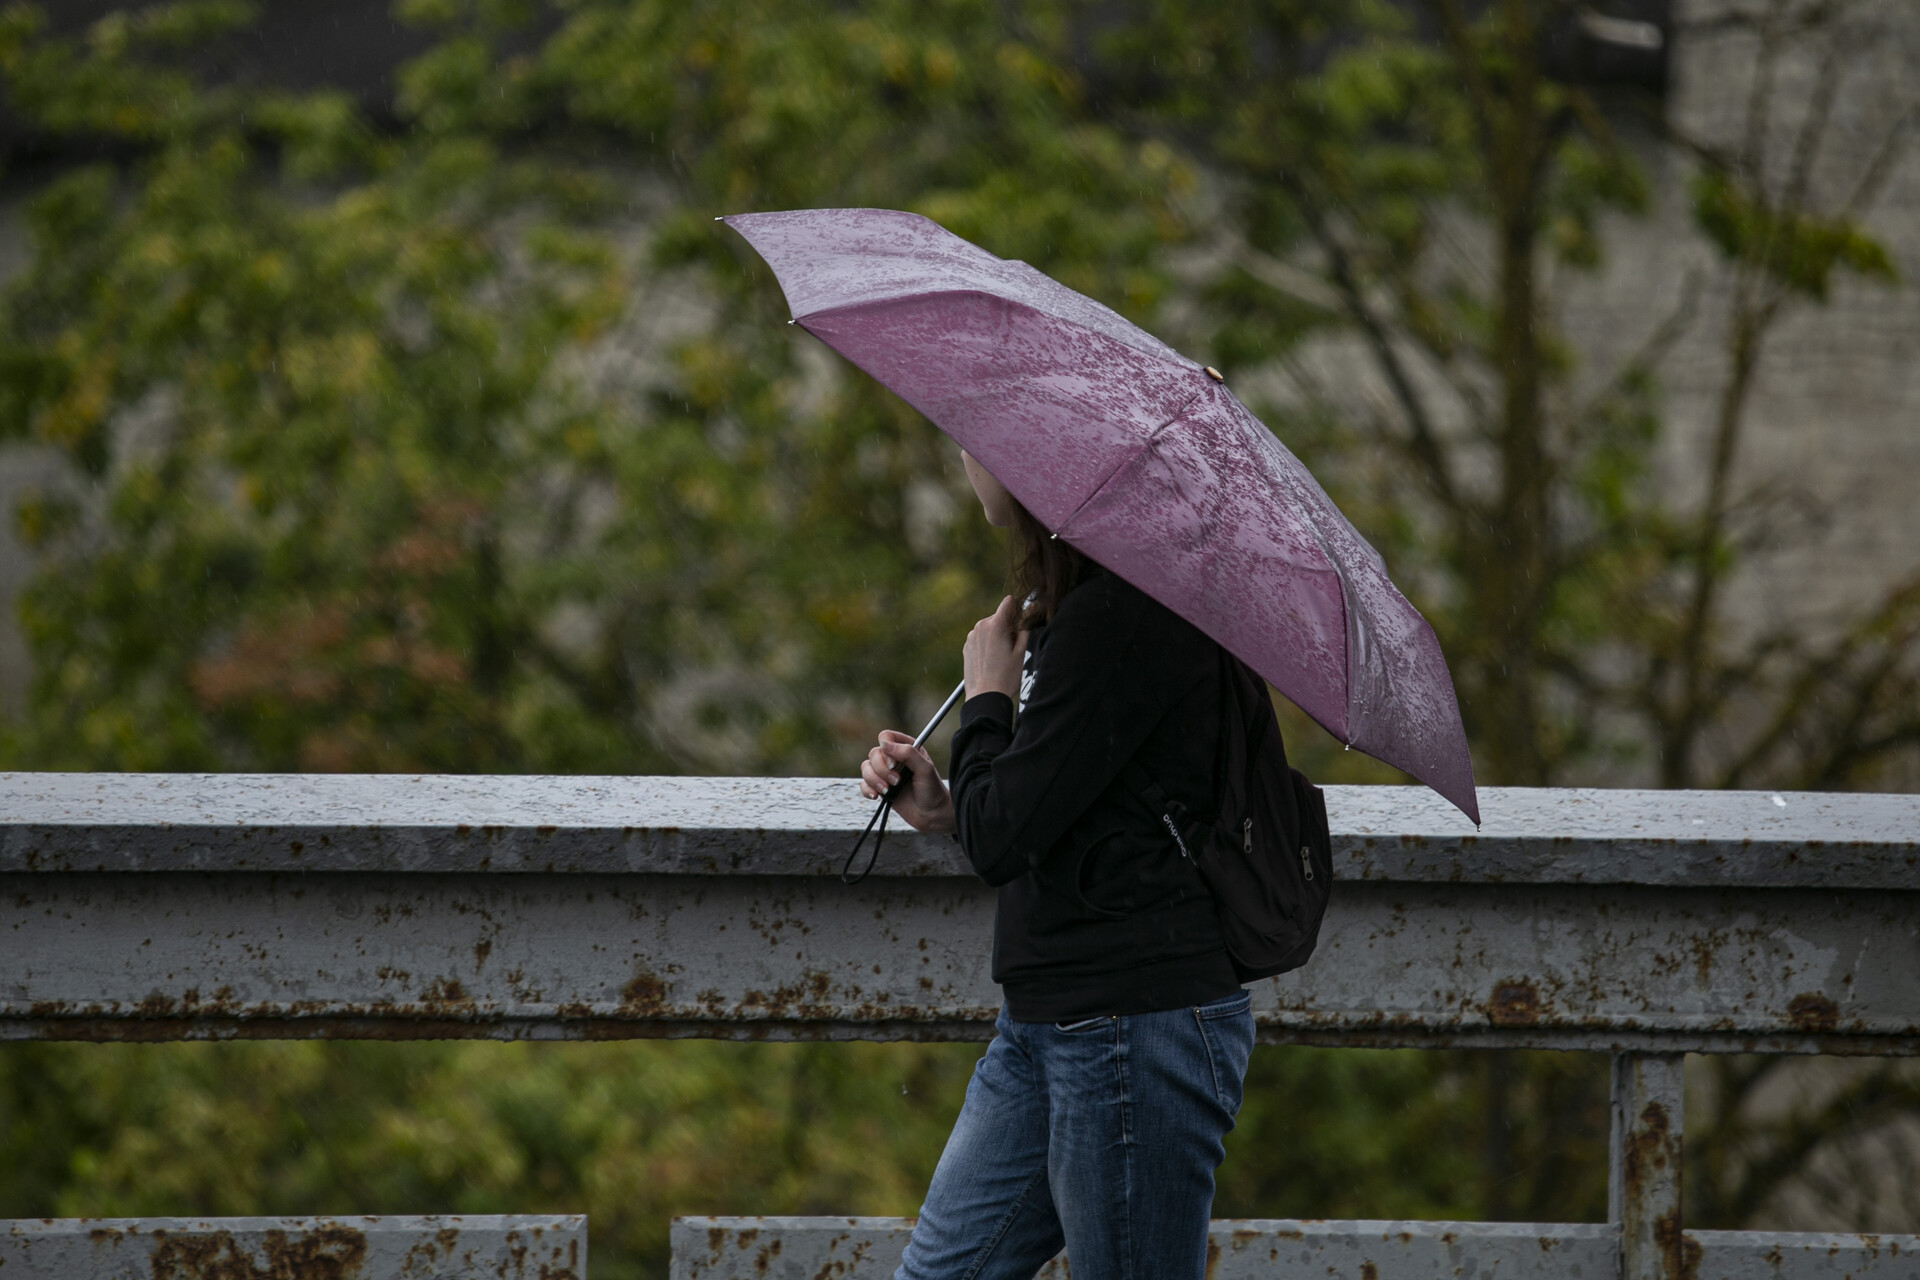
[947,573,1206,887]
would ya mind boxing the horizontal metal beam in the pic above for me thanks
[669,1218,1920,1280]
[1689,1230,1920,1279]
[5,873,1914,1052]
[0,1215,584,1279]
[2,775,1916,1052]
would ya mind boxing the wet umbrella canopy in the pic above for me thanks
[723,208,1479,824]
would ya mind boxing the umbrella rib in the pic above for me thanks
[793,288,1201,373]
[1054,386,1209,542]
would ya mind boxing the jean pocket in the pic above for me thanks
[1195,991,1252,1021]
[1054,1014,1114,1033]
[1194,1000,1254,1116]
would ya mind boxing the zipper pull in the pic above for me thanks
[1300,846,1314,880]
[1242,817,1253,854]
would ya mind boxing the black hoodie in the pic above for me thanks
[948,569,1241,1022]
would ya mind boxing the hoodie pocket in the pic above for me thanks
[1069,827,1135,919]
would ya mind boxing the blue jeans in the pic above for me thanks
[897,990,1255,1280]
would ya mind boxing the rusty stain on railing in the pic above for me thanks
[2,776,1917,1055]
[0,1216,584,1280]
[670,1217,1920,1280]
[3,774,1917,1280]
[144,1222,368,1280]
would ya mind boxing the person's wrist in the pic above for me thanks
[969,667,1019,698]
[922,784,956,833]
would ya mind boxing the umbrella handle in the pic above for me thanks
[841,678,967,885]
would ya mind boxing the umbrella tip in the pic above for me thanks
[1204,366,1224,382]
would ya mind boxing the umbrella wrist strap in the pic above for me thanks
[842,795,893,884]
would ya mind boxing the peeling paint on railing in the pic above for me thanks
[667,1217,1919,1280]
[0,1215,584,1279]
[2,775,1916,1053]
[4,774,1917,1280]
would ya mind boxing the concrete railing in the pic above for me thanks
[3,773,1917,1278]
[0,1215,585,1279]
[669,1217,1915,1280]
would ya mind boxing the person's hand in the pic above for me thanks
[859,731,956,834]
[964,595,1027,701]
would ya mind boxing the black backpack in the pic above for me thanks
[1121,650,1334,981]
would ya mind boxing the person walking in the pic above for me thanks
[859,448,1255,1280]
[728,201,1473,1274]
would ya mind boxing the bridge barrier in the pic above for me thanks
[670,1217,1916,1280]
[3,773,1916,1279]
[0,1214,585,1279]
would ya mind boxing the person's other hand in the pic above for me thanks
[859,731,956,834]
[963,595,1027,701]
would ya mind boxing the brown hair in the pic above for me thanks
[1008,499,1091,628]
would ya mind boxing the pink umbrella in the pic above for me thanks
[723,208,1479,824]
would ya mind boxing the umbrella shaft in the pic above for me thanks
[912,679,969,750]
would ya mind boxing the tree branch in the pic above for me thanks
[1721,1065,1920,1226]
[1712,573,1920,788]
[1566,271,1702,436]
[1424,0,1497,165]
[1286,179,1467,515]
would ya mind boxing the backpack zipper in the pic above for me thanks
[1300,845,1314,880]
[1242,817,1253,853]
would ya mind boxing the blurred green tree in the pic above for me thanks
[0,1038,977,1277]
[0,0,645,773]
[0,0,1182,777]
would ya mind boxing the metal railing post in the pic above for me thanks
[1609,1051,1687,1280]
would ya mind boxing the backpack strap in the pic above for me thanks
[1119,750,1198,863]
[1118,644,1239,851]
[1118,752,1175,820]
